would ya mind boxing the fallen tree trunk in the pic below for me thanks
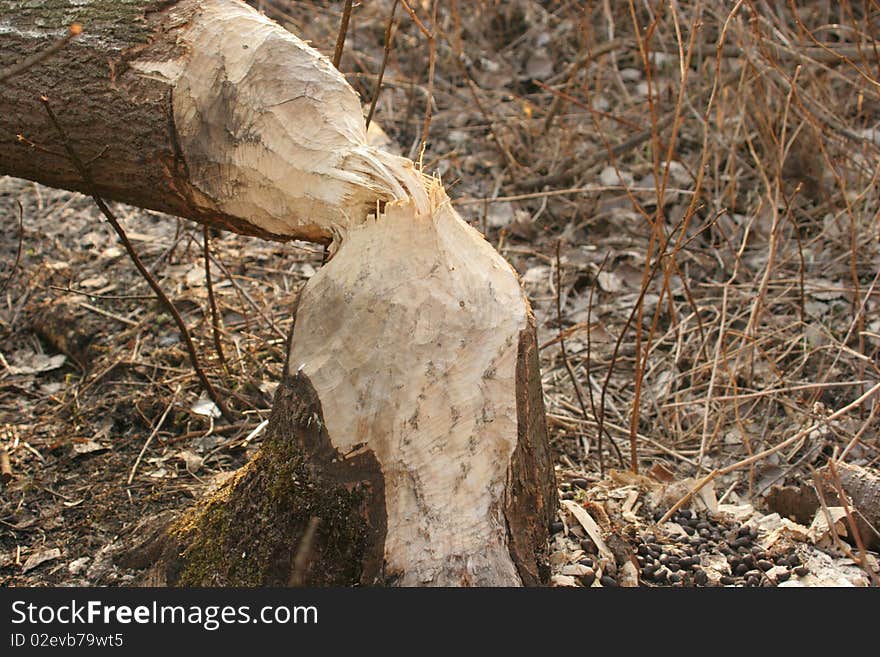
[0,0,557,585]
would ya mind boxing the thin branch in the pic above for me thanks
[203,225,229,373]
[331,0,354,70]
[556,242,623,474]
[0,23,82,84]
[365,0,400,130]
[585,253,614,473]
[400,0,436,160]
[40,95,236,423]
[127,385,181,486]
[658,381,880,524]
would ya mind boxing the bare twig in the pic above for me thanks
[585,253,612,474]
[331,0,354,70]
[40,96,236,423]
[203,225,229,373]
[400,0,436,159]
[127,386,181,486]
[365,0,399,130]
[0,23,82,84]
[659,381,880,524]
[543,38,627,132]
[555,241,620,473]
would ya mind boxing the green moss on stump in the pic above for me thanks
[163,377,373,587]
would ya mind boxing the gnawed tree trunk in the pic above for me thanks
[0,0,557,585]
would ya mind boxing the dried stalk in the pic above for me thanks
[40,96,236,423]
[0,23,82,83]
[203,225,229,373]
[331,0,354,70]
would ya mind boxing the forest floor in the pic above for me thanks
[1,0,878,587]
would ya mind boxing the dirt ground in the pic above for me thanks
[1,0,878,587]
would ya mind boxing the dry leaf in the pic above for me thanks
[22,547,61,573]
[72,441,109,457]
[5,352,66,375]
[178,450,204,474]
[190,398,221,418]
[808,507,848,544]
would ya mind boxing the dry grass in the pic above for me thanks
[287,0,880,491]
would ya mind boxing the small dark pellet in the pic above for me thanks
[734,563,749,576]
[720,575,736,585]
[550,521,564,534]
[571,478,590,491]
[579,557,595,568]
[757,559,774,571]
[600,576,618,587]
[581,538,598,554]
[795,566,809,577]
[694,570,709,586]
[776,570,791,583]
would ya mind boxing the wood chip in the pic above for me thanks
[561,500,615,564]
[0,447,11,483]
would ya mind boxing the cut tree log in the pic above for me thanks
[0,0,557,585]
